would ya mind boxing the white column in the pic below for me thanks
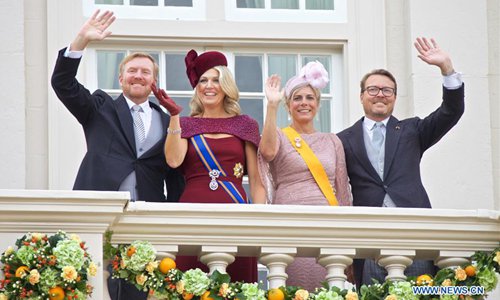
[102,259,112,300]
[435,251,473,269]
[199,246,237,275]
[377,250,415,282]
[156,245,179,260]
[259,247,296,289]
[317,248,355,289]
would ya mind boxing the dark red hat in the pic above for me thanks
[185,49,228,88]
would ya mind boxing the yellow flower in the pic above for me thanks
[146,261,159,273]
[493,251,500,266]
[0,293,8,300]
[176,280,185,293]
[87,262,98,277]
[62,266,78,282]
[136,274,148,286]
[454,266,467,281]
[70,234,82,243]
[4,246,14,256]
[219,283,229,297]
[345,290,359,300]
[442,279,452,286]
[385,295,397,300]
[28,269,40,285]
[294,289,309,300]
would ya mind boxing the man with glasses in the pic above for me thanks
[338,37,464,286]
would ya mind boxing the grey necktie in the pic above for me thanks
[372,122,385,153]
[131,105,146,144]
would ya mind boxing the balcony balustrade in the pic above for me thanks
[0,190,498,299]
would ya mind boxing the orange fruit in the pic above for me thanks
[48,286,65,300]
[416,274,433,286]
[127,246,136,257]
[268,288,285,300]
[464,265,476,277]
[201,291,214,300]
[15,266,30,277]
[159,257,176,274]
[182,292,194,300]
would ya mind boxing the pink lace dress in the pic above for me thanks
[259,128,352,290]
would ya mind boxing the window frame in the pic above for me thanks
[84,0,206,20]
[226,0,347,23]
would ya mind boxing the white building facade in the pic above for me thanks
[1,0,499,210]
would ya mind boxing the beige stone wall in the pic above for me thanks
[0,0,26,188]
[487,0,500,210]
[3,0,498,209]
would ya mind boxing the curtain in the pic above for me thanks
[267,55,296,128]
[97,51,125,90]
[130,0,158,6]
[306,0,334,10]
[236,0,265,8]
[95,0,123,4]
[271,0,298,9]
[165,0,192,6]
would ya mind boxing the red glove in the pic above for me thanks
[151,83,183,116]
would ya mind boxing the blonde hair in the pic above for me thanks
[285,84,322,108]
[119,52,159,81]
[189,66,241,116]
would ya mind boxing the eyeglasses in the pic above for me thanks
[363,86,396,97]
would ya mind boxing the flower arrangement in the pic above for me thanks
[0,231,97,300]
[106,236,500,300]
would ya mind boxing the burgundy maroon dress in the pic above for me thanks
[174,115,260,283]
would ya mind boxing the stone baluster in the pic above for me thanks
[377,249,415,281]
[317,248,355,289]
[199,246,237,275]
[435,250,474,269]
[259,247,296,288]
[156,245,179,260]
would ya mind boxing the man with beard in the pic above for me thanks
[51,10,184,300]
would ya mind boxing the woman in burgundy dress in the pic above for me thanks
[152,49,265,283]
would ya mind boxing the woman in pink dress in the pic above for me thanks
[259,61,352,290]
[152,49,265,282]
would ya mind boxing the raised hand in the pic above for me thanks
[71,10,116,51]
[265,75,285,108]
[414,37,454,75]
[151,83,183,116]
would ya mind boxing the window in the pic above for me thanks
[95,0,193,7]
[88,47,344,134]
[227,0,346,22]
[84,0,204,20]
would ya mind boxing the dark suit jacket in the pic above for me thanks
[51,48,184,202]
[338,85,464,208]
